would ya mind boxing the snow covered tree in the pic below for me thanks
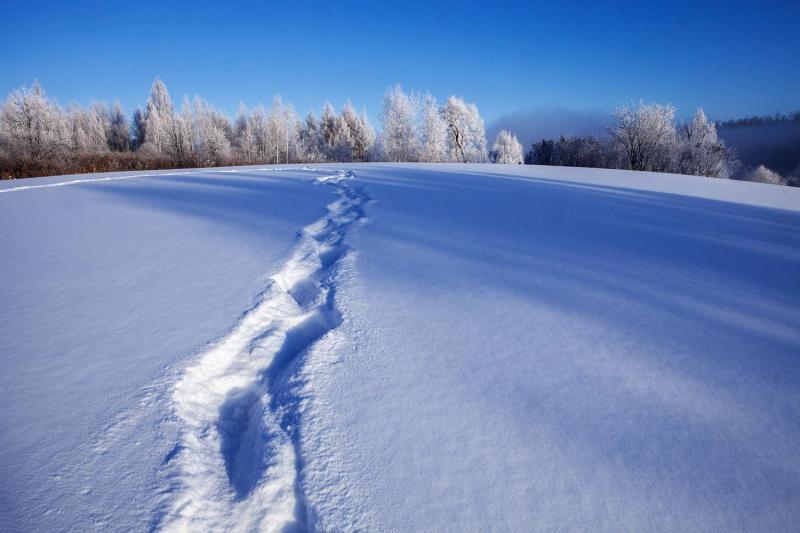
[341,102,375,162]
[142,78,175,154]
[249,105,270,162]
[233,103,256,163]
[140,77,194,162]
[329,113,354,161]
[678,109,731,178]
[297,111,325,162]
[0,81,69,161]
[380,85,418,162]
[745,165,785,185]
[68,103,109,153]
[319,101,338,155]
[442,96,487,163]
[281,101,300,163]
[418,94,448,163]
[168,97,193,162]
[611,101,678,172]
[266,95,296,164]
[317,101,368,162]
[357,111,376,161]
[190,97,232,165]
[491,130,524,164]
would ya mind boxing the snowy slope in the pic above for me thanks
[2,164,800,532]
[0,167,338,531]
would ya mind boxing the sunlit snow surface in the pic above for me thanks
[1,164,799,532]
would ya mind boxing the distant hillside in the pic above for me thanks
[717,112,800,176]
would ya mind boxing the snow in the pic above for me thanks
[2,164,800,532]
[0,167,337,531]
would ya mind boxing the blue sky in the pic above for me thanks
[1,0,798,128]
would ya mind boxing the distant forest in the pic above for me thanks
[716,112,800,177]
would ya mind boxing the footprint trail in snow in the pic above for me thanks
[160,170,367,532]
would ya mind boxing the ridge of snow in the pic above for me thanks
[0,166,334,194]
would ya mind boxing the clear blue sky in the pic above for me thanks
[1,0,798,125]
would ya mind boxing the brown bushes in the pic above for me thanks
[0,152,251,180]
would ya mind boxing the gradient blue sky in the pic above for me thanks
[1,0,798,126]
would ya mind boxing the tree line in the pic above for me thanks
[0,79,522,179]
[1,78,792,186]
[528,103,735,177]
[526,103,798,186]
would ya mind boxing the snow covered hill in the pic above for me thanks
[1,164,799,532]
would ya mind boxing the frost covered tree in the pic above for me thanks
[297,111,325,162]
[168,98,193,161]
[233,103,256,163]
[266,96,284,164]
[418,94,448,162]
[315,102,368,162]
[140,78,194,162]
[442,96,487,163]
[265,95,298,164]
[190,97,232,164]
[491,130,524,164]
[329,113,354,161]
[341,102,375,162]
[319,102,338,154]
[0,81,69,161]
[249,105,270,162]
[678,109,731,178]
[282,103,300,163]
[611,101,678,172]
[142,78,175,154]
[745,165,785,185]
[68,103,109,153]
[381,85,418,162]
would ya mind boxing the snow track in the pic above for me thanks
[160,170,367,532]
[0,166,320,193]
